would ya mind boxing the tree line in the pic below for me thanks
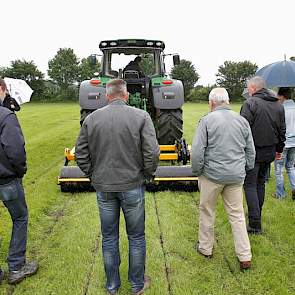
[0,48,100,101]
[172,60,258,102]
[0,47,265,102]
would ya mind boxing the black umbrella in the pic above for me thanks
[256,59,295,88]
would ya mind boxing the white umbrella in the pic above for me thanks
[4,77,33,104]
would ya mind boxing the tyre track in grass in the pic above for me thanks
[1,107,79,294]
[1,104,83,294]
[190,192,248,295]
[11,193,99,295]
[152,192,173,295]
[83,233,101,295]
[2,159,73,295]
[25,156,64,185]
[215,232,249,295]
[4,195,72,294]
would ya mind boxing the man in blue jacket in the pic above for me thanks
[274,87,295,199]
[0,81,38,284]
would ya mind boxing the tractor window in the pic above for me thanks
[106,53,157,77]
[139,54,156,76]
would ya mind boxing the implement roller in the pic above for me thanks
[58,139,198,192]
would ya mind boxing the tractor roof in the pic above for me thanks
[99,39,165,51]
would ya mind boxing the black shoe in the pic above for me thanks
[8,261,38,284]
[292,189,295,200]
[195,242,213,258]
[0,269,4,284]
[247,226,262,235]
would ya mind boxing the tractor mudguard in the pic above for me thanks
[152,79,184,110]
[79,80,108,110]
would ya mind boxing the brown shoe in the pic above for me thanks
[132,275,151,295]
[240,261,251,271]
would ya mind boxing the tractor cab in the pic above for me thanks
[98,39,166,78]
[88,39,178,112]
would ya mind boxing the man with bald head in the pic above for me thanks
[192,87,255,270]
[241,76,286,234]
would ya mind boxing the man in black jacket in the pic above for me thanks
[241,76,286,234]
[0,85,38,284]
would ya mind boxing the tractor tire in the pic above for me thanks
[158,109,183,145]
[80,109,94,126]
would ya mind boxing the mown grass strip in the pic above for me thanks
[152,193,172,294]
[86,193,168,295]
[154,191,241,295]
[1,102,295,295]
[11,194,99,295]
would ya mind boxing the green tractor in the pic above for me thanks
[58,39,197,192]
[79,39,184,145]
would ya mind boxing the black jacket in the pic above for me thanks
[240,88,286,162]
[0,106,27,184]
[3,94,21,112]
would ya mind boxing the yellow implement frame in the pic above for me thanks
[65,145,182,162]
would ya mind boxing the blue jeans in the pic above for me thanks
[96,186,146,294]
[274,147,295,198]
[1,179,28,271]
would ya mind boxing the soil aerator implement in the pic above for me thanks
[58,39,198,192]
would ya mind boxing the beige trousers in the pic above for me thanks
[198,176,252,261]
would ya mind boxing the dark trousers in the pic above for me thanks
[244,162,270,230]
[2,179,28,271]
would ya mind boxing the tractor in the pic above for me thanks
[58,39,197,192]
[80,39,183,144]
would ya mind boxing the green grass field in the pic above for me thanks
[0,102,295,295]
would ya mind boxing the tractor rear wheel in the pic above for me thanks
[158,109,183,145]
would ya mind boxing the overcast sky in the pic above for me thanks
[1,0,294,85]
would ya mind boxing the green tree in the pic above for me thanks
[78,57,101,83]
[171,60,199,101]
[188,85,215,102]
[216,61,257,100]
[0,59,44,99]
[48,48,79,90]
